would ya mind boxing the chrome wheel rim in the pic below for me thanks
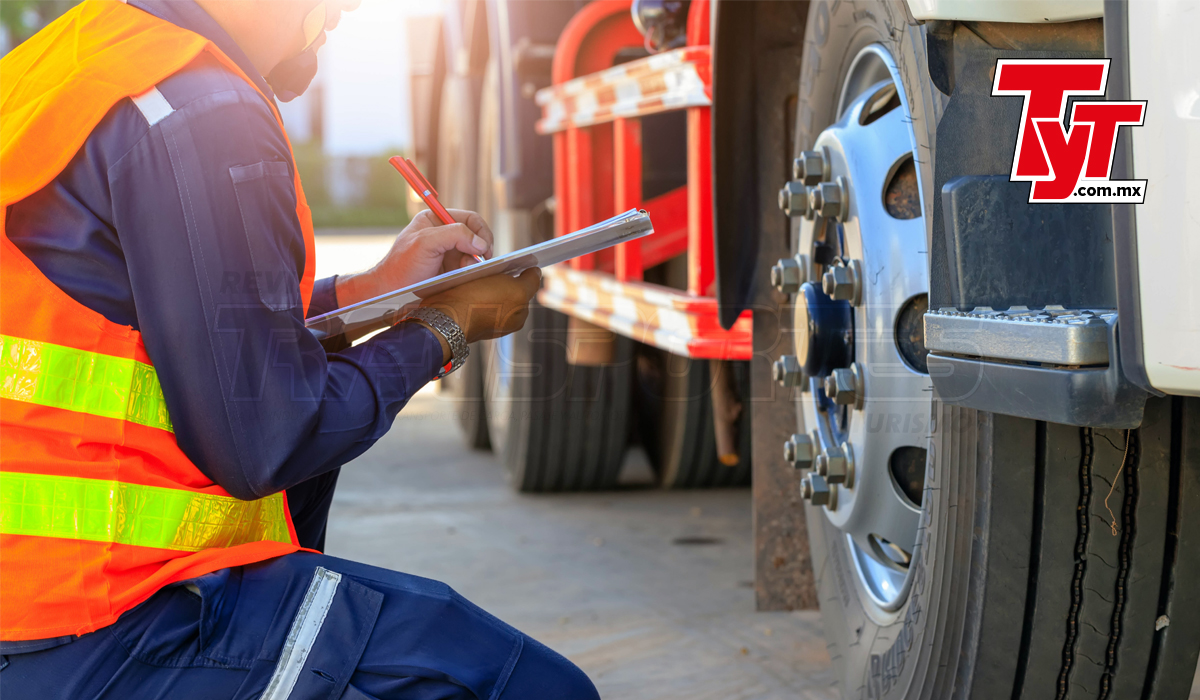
[796,44,932,614]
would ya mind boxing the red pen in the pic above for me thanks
[389,156,486,264]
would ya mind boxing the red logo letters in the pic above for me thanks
[992,59,1147,203]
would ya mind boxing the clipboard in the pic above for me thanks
[305,208,654,340]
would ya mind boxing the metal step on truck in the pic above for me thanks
[408,1,1200,698]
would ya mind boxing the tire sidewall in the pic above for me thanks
[794,3,955,698]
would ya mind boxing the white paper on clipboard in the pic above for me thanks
[305,208,653,340]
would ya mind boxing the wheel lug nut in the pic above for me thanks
[819,444,854,487]
[773,355,805,387]
[839,442,856,488]
[823,363,864,409]
[807,187,825,217]
[770,257,801,295]
[784,433,815,468]
[807,177,847,221]
[824,369,854,405]
[770,255,809,295]
[821,267,852,300]
[821,259,861,304]
[793,148,830,186]
[778,181,812,219]
[803,473,836,509]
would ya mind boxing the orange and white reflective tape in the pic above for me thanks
[537,266,751,360]
[535,46,712,134]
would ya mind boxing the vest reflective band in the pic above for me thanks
[1,335,173,433]
[0,472,292,551]
[0,0,311,641]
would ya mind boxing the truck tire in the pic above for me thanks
[476,60,633,492]
[482,305,634,492]
[811,398,1200,700]
[436,64,489,449]
[793,3,1200,698]
[635,348,752,488]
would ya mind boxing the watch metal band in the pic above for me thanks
[405,307,468,378]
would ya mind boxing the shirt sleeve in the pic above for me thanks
[306,275,352,353]
[307,276,341,319]
[108,59,442,500]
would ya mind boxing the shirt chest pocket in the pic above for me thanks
[230,161,304,312]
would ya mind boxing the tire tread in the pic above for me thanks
[496,305,632,493]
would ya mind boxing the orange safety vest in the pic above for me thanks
[0,0,317,641]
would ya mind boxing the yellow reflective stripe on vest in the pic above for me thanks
[0,335,173,432]
[0,472,292,551]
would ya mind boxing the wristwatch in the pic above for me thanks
[403,307,469,378]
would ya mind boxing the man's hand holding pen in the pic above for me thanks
[335,207,497,306]
[334,206,540,363]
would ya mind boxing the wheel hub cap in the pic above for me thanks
[795,282,853,378]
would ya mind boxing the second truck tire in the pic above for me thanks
[482,305,633,492]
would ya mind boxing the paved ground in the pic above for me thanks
[323,384,838,700]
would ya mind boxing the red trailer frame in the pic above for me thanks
[534,0,751,360]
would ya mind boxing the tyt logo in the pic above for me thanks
[993,59,1147,203]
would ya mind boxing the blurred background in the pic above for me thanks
[1,0,436,229]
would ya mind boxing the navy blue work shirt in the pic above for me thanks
[6,3,442,528]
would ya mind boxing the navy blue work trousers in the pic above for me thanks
[0,552,600,700]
